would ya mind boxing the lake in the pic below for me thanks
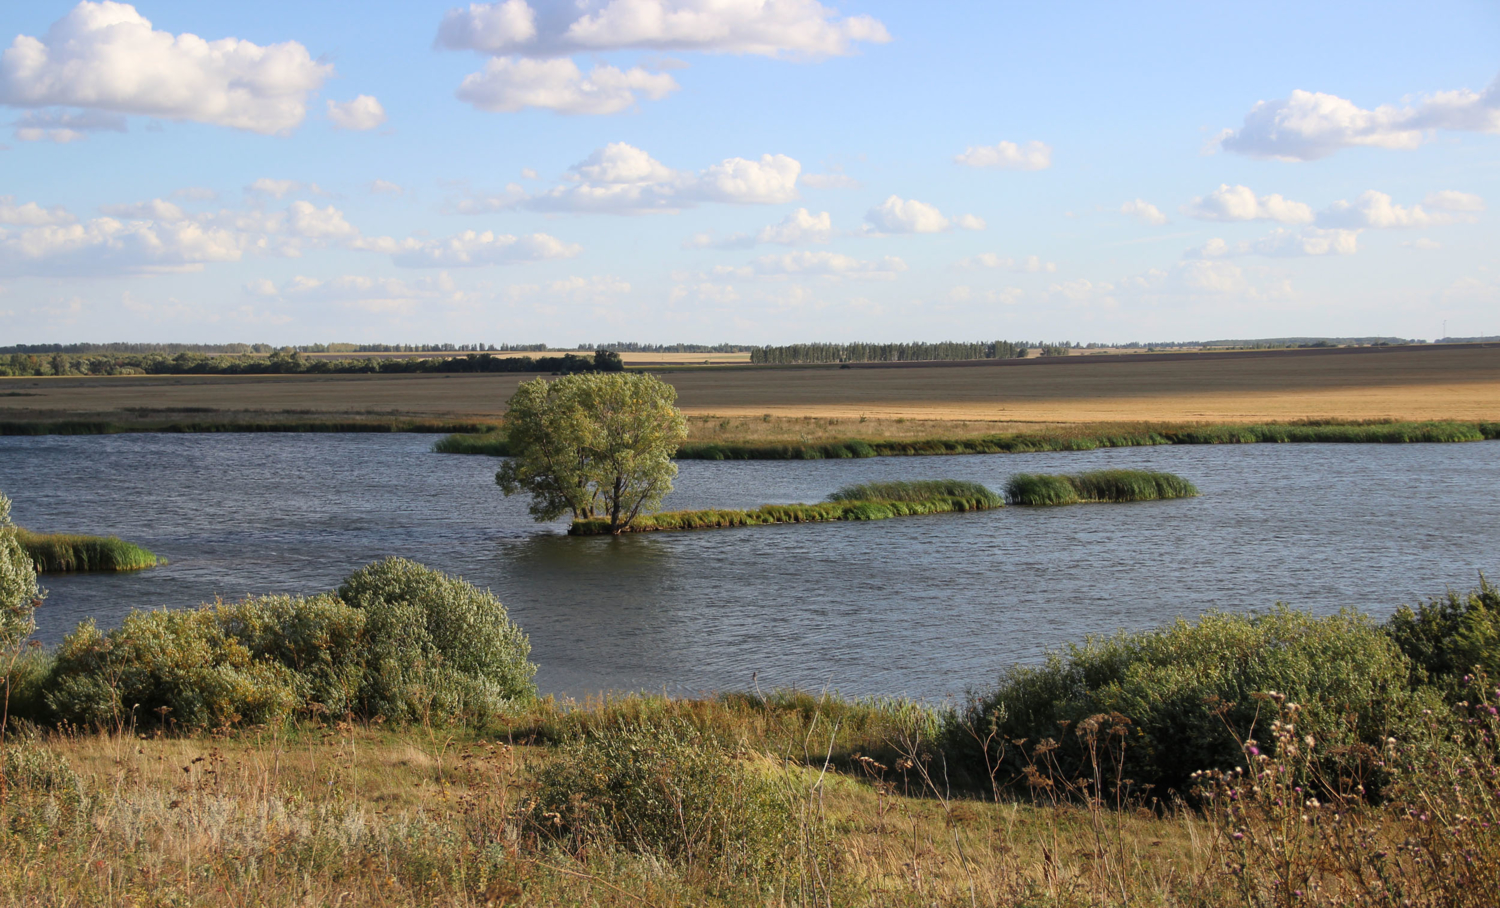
[2,433,1496,701]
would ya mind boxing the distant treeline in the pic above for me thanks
[579,342,752,353]
[749,341,1030,365]
[0,349,624,378]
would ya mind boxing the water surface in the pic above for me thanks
[2,434,1496,701]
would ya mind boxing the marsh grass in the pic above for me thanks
[1005,469,1198,506]
[570,479,1002,535]
[431,430,511,455]
[15,529,161,572]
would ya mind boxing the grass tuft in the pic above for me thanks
[16,529,162,572]
[826,478,1003,505]
[431,430,511,455]
[1005,469,1198,506]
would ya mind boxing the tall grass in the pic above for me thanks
[1005,469,1199,505]
[570,479,1003,535]
[16,529,161,572]
[430,430,511,455]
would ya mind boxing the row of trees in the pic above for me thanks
[748,341,1030,364]
[0,349,625,378]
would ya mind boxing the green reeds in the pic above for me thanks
[570,480,1002,535]
[1005,469,1199,506]
[827,479,1004,507]
[1,419,497,436]
[430,431,511,455]
[17,529,163,572]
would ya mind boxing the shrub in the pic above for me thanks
[214,593,367,718]
[338,558,536,722]
[525,720,796,879]
[46,611,301,729]
[0,491,41,649]
[1384,577,1500,689]
[949,608,1434,797]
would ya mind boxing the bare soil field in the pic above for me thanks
[4,344,1497,440]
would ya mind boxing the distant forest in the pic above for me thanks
[0,349,624,378]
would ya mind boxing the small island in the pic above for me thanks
[1005,469,1199,506]
[17,529,164,572]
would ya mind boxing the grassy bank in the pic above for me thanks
[1004,469,1199,505]
[569,479,1002,535]
[429,418,1500,462]
[16,529,162,572]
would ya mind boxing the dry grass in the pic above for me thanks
[4,344,1498,439]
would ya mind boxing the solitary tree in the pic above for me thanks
[0,491,40,649]
[496,372,687,534]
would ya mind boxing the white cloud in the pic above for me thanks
[172,186,217,201]
[0,217,244,276]
[327,95,387,130]
[748,250,906,280]
[1189,227,1359,259]
[1181,184,1313,223]
[508,142,799,213]
[863,196,983,234]
[948,285,1023,305]
[369,179,405,196]
[285,201,357,239]
[0,2,334,135]
[0,196,75,226]
[246,178,314,199]
[688,207,832,249]
[956,253,1056,273]
[953,140,1052,170]
[455,56,678,114]
[1403,238,1442,251]
[669,282,739,304]
[1317,190,1484,229]
[1217,74,1500,161]
[259,272,464,314]
[12,108,126,143]
[547,274,631,302]
[1119,199,1168,225]
[353,230,582,267]
[436,0,890,58]
[99,198,187,221]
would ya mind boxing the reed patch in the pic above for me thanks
[1004,469,1199,505]
[16,529,162,572]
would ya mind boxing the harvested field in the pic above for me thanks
[3,344,1497,440]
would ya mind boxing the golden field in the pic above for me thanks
[3,344,1498,440]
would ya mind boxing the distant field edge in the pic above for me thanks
[674,419,1500,460]
[0,418,502,436]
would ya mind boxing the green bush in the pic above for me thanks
[338,558,536,722]
[525,720,795,878]
[1385,578,1500,688]
[47,611,301,729]
[0,491,41,649]
[214,593,367,718]
[949,608,1434,796]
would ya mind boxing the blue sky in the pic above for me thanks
[1,0,1497,345]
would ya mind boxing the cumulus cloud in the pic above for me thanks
[1188,227,1359,259]
[369,180,405,196]
[1181,184,1313,223]
[245,178,318,199]
[436,0,890,58]
[687,208,832,249]
[1217,74,1500,161]
[1119,199,1168,225]
[455,57,678,114]
[1317,190,1484,229]
[1403,238,1442,251]
[352,230,581,267]
[747,249,906,280]
[953,140,1052,170]
[98,198,187,221]
[864,196,983,234]
[493,142,799,214]
[327,95,387,130]
[257,272,464,314]
[0,196,75,226]
[12,108,126,142]
[955,253,1056,273]
[0,2,334,135]
[547,274,631,302]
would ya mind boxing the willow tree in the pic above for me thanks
[495,373,687,534]
[0,492,40,650]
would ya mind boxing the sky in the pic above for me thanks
[0,0,1497,346]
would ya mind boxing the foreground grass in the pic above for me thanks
[4,682,1496,907]
[569,480,1003,535]
[16,529,161,572]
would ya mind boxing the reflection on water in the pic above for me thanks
[2,433,1497,700]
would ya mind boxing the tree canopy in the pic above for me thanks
[0,491,41,649]
[495,372,687,534]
